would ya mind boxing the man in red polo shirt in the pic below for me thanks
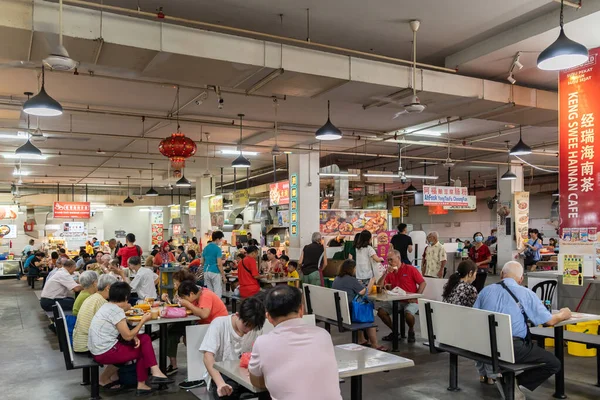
[376,249,426,343]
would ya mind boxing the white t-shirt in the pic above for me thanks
[88,303,126,355]
[199,315,260,362]
[130,267,158,299]
[355,246,377,280]
[41,268,78,299]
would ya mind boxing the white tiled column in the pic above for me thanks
[288,152,320,251]
[196,177,214,246]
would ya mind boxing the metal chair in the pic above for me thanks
[531,280,557,303]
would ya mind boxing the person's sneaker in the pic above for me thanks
[382,333,399,342]
[408,331,416,343]
[178,380,206,390]
[48,323,56,334]
[165,365,178,376]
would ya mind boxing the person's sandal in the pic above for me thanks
[480,375,496,385]
[135,388,155,397]
[100,380,123,391]
[375,345,389,352]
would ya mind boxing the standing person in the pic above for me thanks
[110,256,158,303]
[391,223,413,265]
[468,232,492,293]
[327,234,344,247]
[72,271,99,316]
[237,246,263,298]
[200,297,267,399]
[249,285,342,400]
[519,228,544,271]
[107,238,118,258]
[39,260,83,311]
[153,241,176,267]
[22,239,35,257]
[354,230,384,286]
[422,231,447,278]
[246,232,259,247]
[202,231,226,298]
[298,232,326,286]
[117,233,142,267]
[375,250,426,343]
[88,282,174,396]
[475,262,571,399]
[332,259,386,350]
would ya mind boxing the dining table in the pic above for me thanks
[368,292,423,352]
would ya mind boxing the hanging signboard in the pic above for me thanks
[233,189,250,209]
[269,181,290,206]
[53,202,91,219]
[443,195,477,211]
[513,191,530,250]
[0,224,17,239]
[63,222,85,233]
[559,48,600,233]
[0,206,18,220]
[320,210,387,236]
[422,186,469,207]
[170,205,181,220]
[209,195,223,213]
[289,175,298,237]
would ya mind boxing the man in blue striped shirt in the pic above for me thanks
[475,261,571,399]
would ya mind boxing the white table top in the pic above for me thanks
[553,311,600,327]
[527,271,600,284]
[259,277,300,284]
[129,315,200,326]
[368,292,423,302]
[214,343,415,393]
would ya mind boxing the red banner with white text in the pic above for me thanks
[53,202,91,219]
[559,48,600,233]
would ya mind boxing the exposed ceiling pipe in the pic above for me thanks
[61,0,457,73]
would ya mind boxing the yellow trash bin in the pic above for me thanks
[566,320,600,357]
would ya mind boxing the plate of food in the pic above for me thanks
[518,215,529,223]
[339,222,353,235]
[0,225,11,237]
[127,315,143,321]
[518,201,528,210]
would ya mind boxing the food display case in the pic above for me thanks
[0,260,22,278]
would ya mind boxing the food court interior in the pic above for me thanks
[1,0,600,399]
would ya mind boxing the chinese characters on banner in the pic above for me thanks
[269,181,290,206]
[289,174,299,237]
[513,192,530,250]
[422,186,469,206]
[53,202,91,219]
[233,189,249,209]
[559,48,600,233]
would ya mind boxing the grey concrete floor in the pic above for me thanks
[1,277,599,400]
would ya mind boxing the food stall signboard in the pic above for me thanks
[0,224,17,239]
[269,181,290,206]
[0,206,18,220]
[444,195,477,210]
[63,222,85,233]
[209,195,223,213]
[320,210,387,236]
[423,186,469,206]
[562,254,584,286]
[53,202,91,219]
[233,189,250,209]
[289,175,298,237]
[514,192,530,250]
[559,47,600,233]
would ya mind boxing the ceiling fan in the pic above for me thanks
[442,118,456,168]
[202,133,212,178]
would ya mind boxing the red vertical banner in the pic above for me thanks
[559,48,600,233]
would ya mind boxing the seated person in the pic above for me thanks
[73,274,120,389]
[169,281,228,384]
[249,285,341,399]
[188,250,201,268]
[153,241,176,267]
[161,269,196,304]
[475,261,571,399]
[27,251,47,288]
[259,253,270,274]
[266,248,282,273]
[89,282,174,395]
[332,259,386,351]
[72,270,99,316]
[40,260,83,311]
[238,246,264,298]
[176,245,189,263]
[279,255,290,272]
[287,261,300,288]
[110,256,158,303]
[76,252,91,271]
[376,250,426,343]
[200,296,266,399]
[145,249,158,268]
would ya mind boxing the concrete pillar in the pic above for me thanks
[196,177,214,246]
[288,152,320,252]
[496,163,524,267]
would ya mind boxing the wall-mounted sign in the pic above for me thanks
[63,222,85,233]
[0,224,17,239]
[53,202,91,219]
[269,181,290,206]
[209,195,223,213]
[233,189,250,209]
[0,206,18,220]
[173,224,182,235]
[320,210,387,236]
[423,186,469,207]
[289,174,299,237]
[559,47,600,234]
[115,230,127,238]
[443,195,477,211]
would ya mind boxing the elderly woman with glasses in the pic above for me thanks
[72,270,99,316]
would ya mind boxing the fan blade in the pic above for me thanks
[392,110,408,119]
[0,61,39,70]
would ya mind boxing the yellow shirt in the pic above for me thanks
[287,270,299,287]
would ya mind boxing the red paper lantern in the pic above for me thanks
[159,133,197,170]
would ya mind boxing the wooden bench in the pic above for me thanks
[531,326,600,386]
[303,284,377,344]
[52,303,101,400]
[419,299,546,400]
[221,291,243,313]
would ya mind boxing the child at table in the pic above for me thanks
[200,296,268,399]
[287,261,299,288]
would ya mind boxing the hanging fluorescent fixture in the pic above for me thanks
[3,153,47,160]
[146,162,159,196]
[221,149,258,156]
[537,0,588,71]
[123,176,134,204]
[404,184,418,193]
[363,172,400,178]
[232,114,252,168]
[509,126,532,156]
[406,174,438,180]
[408,131,442,137]
[13,167,29,176]
[315,100,342,140]
[23,66,63,116]
[318,172,359,177]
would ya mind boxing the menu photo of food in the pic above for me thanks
[319,210,387,236]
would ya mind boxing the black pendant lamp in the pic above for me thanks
[537,0,588,71]
[23,66,63,116]
[123,176,134,203]
[509,126,532,156]
[232,114,251,168]
[176,172,192,187]
[315,100,342,140]
[146,162,159,196]
[16,93,43,158]
[405,183,418,194]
